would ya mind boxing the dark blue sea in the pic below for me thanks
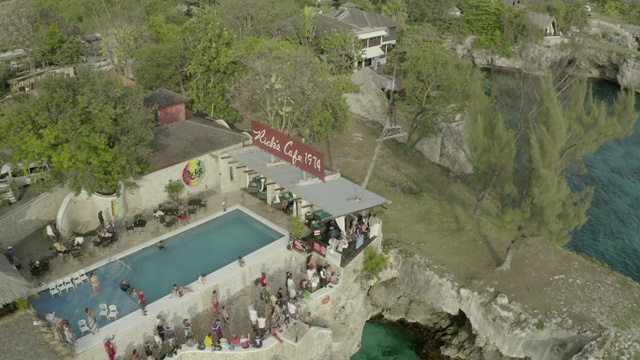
[566,80,640,282]
[354,79,640,360]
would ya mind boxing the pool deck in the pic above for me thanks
[72,203,292,353]
[15,189,291,288]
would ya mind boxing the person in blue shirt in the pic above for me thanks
[6,246,15,264]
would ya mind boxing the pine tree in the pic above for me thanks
[469,74,637,270]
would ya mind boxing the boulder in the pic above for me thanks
[412,117,473,175]
[345,68,473,175]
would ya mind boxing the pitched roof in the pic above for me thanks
[148,117,250,171]
[0,257,33,306]
[317,7,401,36]
[143,88,189,109]
[528,12,555,28]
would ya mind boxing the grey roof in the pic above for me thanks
[143,88,189,109]
[317,7,401,36]
[0,257,33,306]
[149,117,250,171]
[528,12,556,28]
[229,147,389,218]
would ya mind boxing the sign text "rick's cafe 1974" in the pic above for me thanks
[251,121,325,181]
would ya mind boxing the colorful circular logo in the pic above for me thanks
[182,159,205,186]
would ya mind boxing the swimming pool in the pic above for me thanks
[30,209,285,339]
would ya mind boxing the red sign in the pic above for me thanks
[312,241,327,257]
[251,121,325,181]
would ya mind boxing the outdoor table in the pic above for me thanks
[187,199,203,207]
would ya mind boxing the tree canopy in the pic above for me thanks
[0,70,155,195]
[467,74,638,270]
[183,7,239,122]
[232,37,356,141]
[390,26,476,153]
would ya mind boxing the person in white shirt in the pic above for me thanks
[46,224,56,242]
[248,302,258,329]
[257,314,266,335]
[287,299,298,320]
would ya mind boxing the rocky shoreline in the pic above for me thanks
[329,245,640,360]
[455,20,640,93]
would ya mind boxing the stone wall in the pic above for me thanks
[0,187,69,246]
[55,143,249,235]
[176,328,332,360]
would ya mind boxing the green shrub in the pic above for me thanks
[289,214,307,237]
[164,179,185,201]
[360,247,388,284]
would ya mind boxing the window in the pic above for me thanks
[368,36,381,47]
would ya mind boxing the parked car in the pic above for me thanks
[0,162,51,189]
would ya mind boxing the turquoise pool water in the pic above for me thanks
[30,209,284,338]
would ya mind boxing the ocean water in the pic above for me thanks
[566,80,640,282]
[355,79,640,359]
[351,321,422,360]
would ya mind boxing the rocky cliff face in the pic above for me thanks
[456,25,640,93]
[346,69,473,175]
[326,249,637,360]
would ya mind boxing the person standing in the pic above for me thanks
[319,265,327,289]
[138,290,147,315]
[222,305,230,324]
[286,272,295,296]
[104,338,116,360]
[98,211,105,228]
[156,319,166,343]
[259,272,268,301]
[204,333,213,350]
[178,203,189,225]
[63,323,76,347]
[212,319,223,340]
[257,314,267,336]
[90,273,100,296]
[53,240,66,263]
[165,326,176,347]
[46,224,57,242]
[85,308,99,335]
[5,246,15,264]
[211,290,219,313]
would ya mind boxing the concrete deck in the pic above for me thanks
[13,189,291,287]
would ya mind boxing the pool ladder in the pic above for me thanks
[110,257,132,271]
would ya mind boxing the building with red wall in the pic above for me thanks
[143,88,189,126]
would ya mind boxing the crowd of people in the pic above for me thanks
[116,255,336,359]
[44,311,77,349]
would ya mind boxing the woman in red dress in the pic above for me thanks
[104,338,116,360]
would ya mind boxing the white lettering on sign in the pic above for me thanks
[252,129,281,152]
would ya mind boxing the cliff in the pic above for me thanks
[325,247,640,359]
[455,20,640,93]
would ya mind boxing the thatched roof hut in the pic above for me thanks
[0,257,32,307]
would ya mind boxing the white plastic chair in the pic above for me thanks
[77,269,89,284]
[63,277,75,291]
[48,283,60,298]
[55,279,66,293]
[107,305,118,320]
[78,319,90,335]
[98,303,109,319]
[72,272,85,286]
